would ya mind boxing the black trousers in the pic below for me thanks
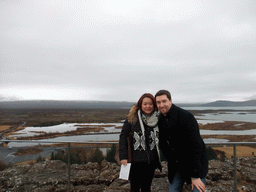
[129,162,156,192]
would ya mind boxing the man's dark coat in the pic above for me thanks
[158,104,208,184]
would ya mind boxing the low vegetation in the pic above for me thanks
[50,149,86,165]
[50,147,105,165]
[32,145,220,167]
[13,147,43,156]
[0,108,129,127]
[0,160,12,171]
[105,144,118,163]
[206,146,220,160]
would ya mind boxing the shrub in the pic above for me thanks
[36,155,45,162]
[219,151,226,162]
[87,146,104,165]
[206,146,218,160]
[51,148,86,165]
[0,160,12,171]
[105,144,118,163]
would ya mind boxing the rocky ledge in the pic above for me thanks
[0,157,255,192]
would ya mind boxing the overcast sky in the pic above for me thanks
[1,0,256,103]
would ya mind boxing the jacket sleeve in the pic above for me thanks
[119,119,132,160]
[183,113,206,178]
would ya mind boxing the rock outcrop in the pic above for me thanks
[0,157,255,192]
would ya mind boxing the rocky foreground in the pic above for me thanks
[0,157,255,192]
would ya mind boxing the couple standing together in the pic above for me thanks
[119,90,208,192]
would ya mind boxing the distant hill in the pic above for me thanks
[0,100,136,109]
[200,100,256,107]
[0,99,256,109]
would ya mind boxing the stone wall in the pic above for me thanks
[0,157,255,192]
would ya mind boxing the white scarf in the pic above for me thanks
[138,110,161,162]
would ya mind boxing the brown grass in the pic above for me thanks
[213,146,256,158]
[0,108,129,127]
[3,126,26,138]
[13,147,43,156]
[0,125,11,132]
[76,127,104,132]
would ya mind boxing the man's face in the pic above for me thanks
[156,95,172,115]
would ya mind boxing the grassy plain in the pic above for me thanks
[0,108,129,126]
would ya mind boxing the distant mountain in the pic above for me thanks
[200,100,256,107]
[0,100,135,109]
[0,99,256,109]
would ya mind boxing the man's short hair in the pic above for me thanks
[155,90,172,100]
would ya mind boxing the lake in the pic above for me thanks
[5,106,256,147]
[195,112,256,123]
[183,106,256,110]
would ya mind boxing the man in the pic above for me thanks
[155,90,208,192]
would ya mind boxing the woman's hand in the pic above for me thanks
[121,159,128,165]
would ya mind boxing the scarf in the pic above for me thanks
[138,110,158,136]
[141,111,159,127]
[137,110,161,163]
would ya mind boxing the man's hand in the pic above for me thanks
[121,159,128,165]
[191,178,205,192]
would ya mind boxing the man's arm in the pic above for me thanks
[184,113,206,178]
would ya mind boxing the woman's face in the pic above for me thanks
[141,97,154,115]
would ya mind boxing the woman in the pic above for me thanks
[119,93,161,192]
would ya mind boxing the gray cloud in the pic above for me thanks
[1,0,256,103]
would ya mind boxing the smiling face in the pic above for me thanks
[156,94,172,115]
[141,97,154,115]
